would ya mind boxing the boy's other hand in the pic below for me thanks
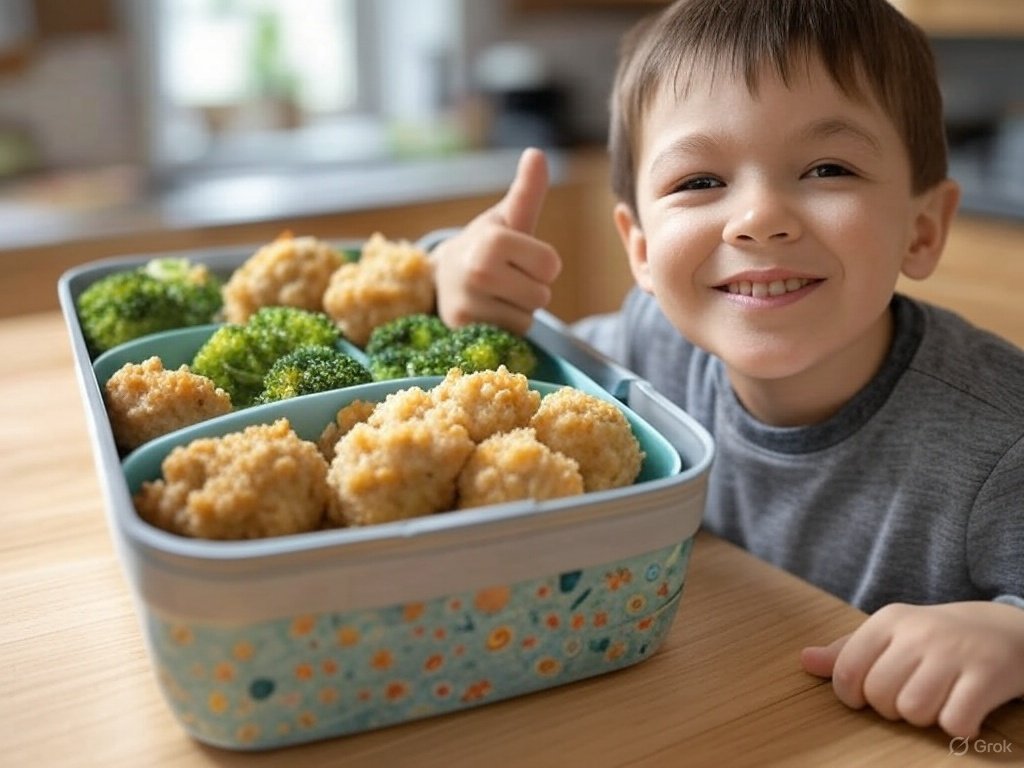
[431,147,562,335]
[801,601,1024,738]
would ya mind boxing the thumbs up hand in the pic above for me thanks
[431,147,562,335]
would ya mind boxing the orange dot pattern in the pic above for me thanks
[147,540,692,749]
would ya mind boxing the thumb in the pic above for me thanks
[497,147,549,234]
[800,633,851,678]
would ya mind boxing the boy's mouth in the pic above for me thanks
[717,277,821,298]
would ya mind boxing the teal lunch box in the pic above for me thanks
[58,243,714,750]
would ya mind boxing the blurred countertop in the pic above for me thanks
[0,148,571,253]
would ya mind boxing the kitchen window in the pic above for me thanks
[130,0,463,183]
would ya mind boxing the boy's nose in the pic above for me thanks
[722,189,801,245]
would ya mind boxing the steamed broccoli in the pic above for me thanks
[362,313,536,380]
[190,324,272,408]
[404,323,537,378]
[246,306,340,360]
[449,323,537,375]
[256,345,372,404]
[405,336,463,377]
[76,257,222,356]
[365,313,452,381]
[365,313,451,356]
[191,307,343,407]
[367,347,414,381]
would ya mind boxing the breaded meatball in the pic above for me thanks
[431,366,541,443]
[317,399,376,462]
[457,427,583,510]
[134,418,328,539]
[322,233,434,346]
[222,232,346,323]
[326,416,474,527]
[530,387,644,492]
[105,356,232,452]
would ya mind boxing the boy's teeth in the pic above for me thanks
[725,278,810,296]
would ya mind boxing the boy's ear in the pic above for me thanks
[614,202,654,293]
[901,179,961,281]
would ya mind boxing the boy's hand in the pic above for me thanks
[431,147,562,335]
[801,601,1024,737]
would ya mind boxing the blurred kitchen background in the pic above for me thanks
[1,0,1023,335]
[0,0,643,234]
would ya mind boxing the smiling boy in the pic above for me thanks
[429,0,1024,739]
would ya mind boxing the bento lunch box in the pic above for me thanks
[57,242,715,750]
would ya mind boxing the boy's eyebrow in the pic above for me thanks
[647,133,720,173]
[800,117,882,156]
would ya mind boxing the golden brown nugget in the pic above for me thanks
[135,418,328,539]
[530,387,644,492]
[105,356,232,452]
[457,427,583,509]
[322,233,434,346]
[431,366,541,443]
[222,232,346,323]
[366,385,436,427]
[326,416,474,526]
[317,399,377,462]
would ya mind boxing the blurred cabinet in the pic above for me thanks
[515,0,1024,37]
[31,0,113,37]
[514,0,664,10]
[888,0,1024,36]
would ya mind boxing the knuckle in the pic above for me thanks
[938,708,977,739]
[895,693,934,727]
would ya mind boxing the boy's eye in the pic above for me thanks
[674,175,724,192]
[807,163,853,178]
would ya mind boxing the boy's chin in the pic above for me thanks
[713,345,824,384]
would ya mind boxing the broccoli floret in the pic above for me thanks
[246,306,340,360]
[76,258,222,356]
[365,313,452,380]
[365,313,451,355]
[448,323,537,376]
[191,324,272,408]
[405,337,463,377]
[402,323,537,378]
[191,307,343,407]
[256,345,372,403]
[368,347,414,381]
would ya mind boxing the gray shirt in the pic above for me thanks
[573,288,1024,613]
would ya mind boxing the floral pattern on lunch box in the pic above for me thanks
[147,538,693,750]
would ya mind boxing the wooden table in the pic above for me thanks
[3,311,1023,767]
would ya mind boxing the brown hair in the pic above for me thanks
[609,0,948,214]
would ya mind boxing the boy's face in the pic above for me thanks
[617,56,957,422]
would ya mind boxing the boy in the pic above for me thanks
[429,0,1024,740]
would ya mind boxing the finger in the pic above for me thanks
[461,253,551,324]
[862,649,923,721]
[800,634,851,678]
[894,658,959,727]
[830,619,897,710]
[502,231,562,285]
[938,669,1021,739]
[497,147,549,234]
[486,258,553,313]
[457,294,536,337]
